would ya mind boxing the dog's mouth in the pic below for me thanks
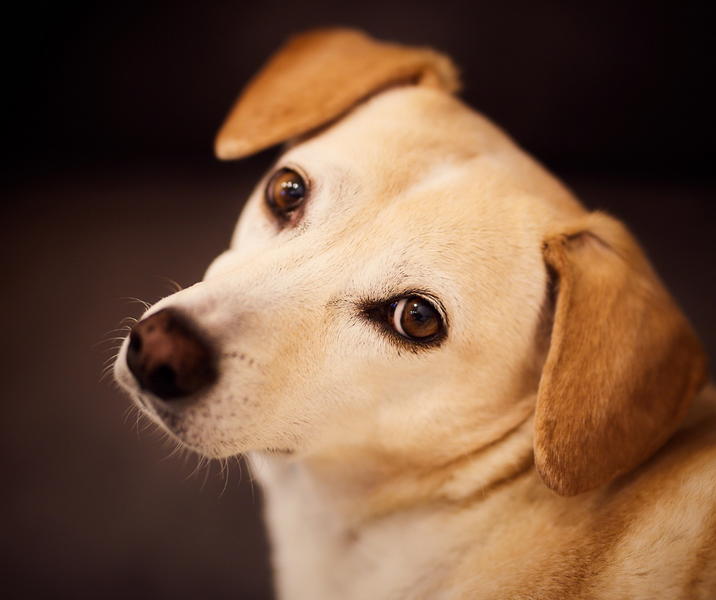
[130,389,187,431]
[130,392,223,456]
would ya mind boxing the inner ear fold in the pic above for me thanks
[214,28,460,160]
[535,212,708,496]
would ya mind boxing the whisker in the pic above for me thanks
[186,454,206,481]
[97,325,132,337]
[200,458,212,491]
[101,336,128,345]
[101,347,123,361]
[121,297,152,310]
[218,458,231,498]
[101,316,139,335]
[101,359,116,373]
[157,276,184,294]
[99,355,121,383]
[122,404,137,425]
[160,437,184,461]
[243,454,260,504]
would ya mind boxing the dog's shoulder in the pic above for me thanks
[589,387,716,597]
[446,385,716,599]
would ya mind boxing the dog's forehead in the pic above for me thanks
[282,86,583,223]
[287,87,495,193]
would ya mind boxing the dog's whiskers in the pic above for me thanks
[122,404,138,426]
[243,454,264,504]
[100,337,128,347]
[99,352,122,383]
[159,438,185,462]
[121,297,151,310]
[101,349,122,364]
[184,455,213,491]
[217,457,231,497]
[157,276,184,294]
[96,317,140,352]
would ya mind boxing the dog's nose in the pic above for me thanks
[125,308,216,400]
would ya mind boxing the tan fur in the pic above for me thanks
[115,30,715,599]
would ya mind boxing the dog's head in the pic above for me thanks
[114,30,707,497]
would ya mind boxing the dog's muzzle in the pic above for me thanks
[126,308,216,401]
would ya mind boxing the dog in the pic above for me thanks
[114,30,716,599]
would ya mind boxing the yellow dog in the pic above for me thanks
[115,30,715,599]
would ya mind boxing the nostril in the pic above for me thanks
[129,329,142,353]
[125,308,216,401]
[147,365,182,400]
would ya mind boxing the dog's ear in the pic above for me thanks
[215,29,460,160]
[535,212,708,496]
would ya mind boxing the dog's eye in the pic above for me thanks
[386,297,443,341]
[266,168,307,216]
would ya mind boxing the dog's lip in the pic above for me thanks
[131,390,170,421]
[133,391,190,435]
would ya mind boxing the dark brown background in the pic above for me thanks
[1,1,714,598]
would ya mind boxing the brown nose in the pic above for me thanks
[126,308,216,400]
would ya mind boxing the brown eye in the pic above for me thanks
[266,168,307,216]
[387,297,443,341]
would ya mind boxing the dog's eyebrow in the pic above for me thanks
[327,273,410,305]
[329,280,447,317]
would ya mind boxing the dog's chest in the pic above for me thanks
[256,458,464,600]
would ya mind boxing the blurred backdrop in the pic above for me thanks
[1,1,714,598]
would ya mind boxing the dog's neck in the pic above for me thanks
[250,406,535,599]
[252,403,535,523]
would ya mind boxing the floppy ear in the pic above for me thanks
[214,28,460,160]
[535,212,708,496]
